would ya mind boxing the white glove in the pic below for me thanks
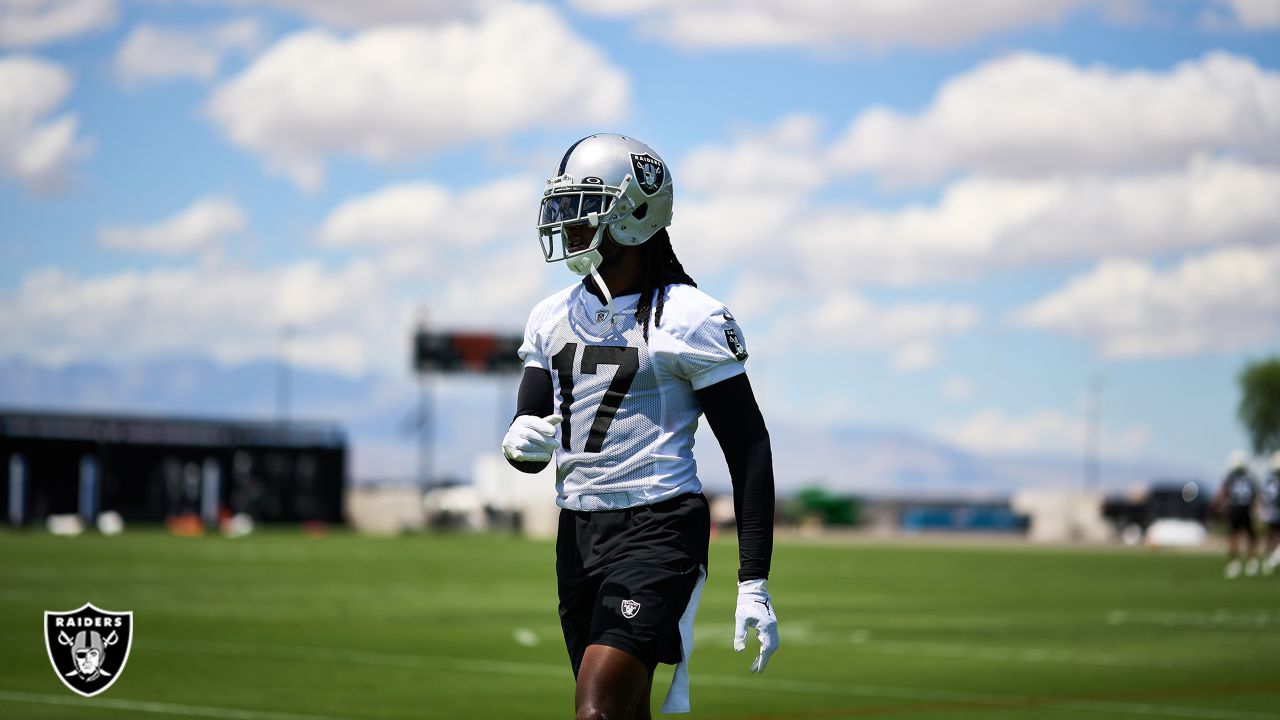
[733,578,779,673]
[502,414,562,463]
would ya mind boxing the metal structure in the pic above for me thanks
[410,326,524,486]
[0,410,346,528]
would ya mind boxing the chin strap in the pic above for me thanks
[587,261,617,322]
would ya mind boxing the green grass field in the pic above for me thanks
[1,529,1278,719]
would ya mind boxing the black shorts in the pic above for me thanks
[1228,507,1255,538]
[556,492,710,675]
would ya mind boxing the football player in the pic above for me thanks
[1214,450,1260,578]
[1261,451,1280,575]
[502,134,778,718]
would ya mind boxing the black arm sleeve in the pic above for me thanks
[506,366,554,474]
[696,372,774,582]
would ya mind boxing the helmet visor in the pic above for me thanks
[538,192,614,226]
[536,189,615,262]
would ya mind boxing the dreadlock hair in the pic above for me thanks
[634,228,696,342]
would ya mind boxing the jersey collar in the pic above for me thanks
[580,271,692,304]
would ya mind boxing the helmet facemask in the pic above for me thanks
[537,175,635,276]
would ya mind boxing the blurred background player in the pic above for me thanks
[1214,450,1260,578]
[502,134,778,719]
[1261,451,1280,575]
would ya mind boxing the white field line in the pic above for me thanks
[1108,610,1280,631]
[149,631,1247,678]
[137,638,1280,720]
[818,637,1254,672]
[0,690,360,720]
[707,622,1260,673]
[143,638,568,679]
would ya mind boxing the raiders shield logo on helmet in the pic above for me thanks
[629,153,665,195]
[44,602,133,697]
[620,599,641,619]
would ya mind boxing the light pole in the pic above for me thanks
[1084,374,1103,491]
[413,308,432,488]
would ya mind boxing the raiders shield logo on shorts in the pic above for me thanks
[44,602,133,697]
[620,599,641,619]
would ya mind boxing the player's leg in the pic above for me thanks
[574,644,650,720]
[633,671,655,720]
[1265,526,1277,574]
[1244,521,1260,576]
[558,507,604,685]
[579,563,700,717]
[1225,527,1242,578]
[1266,525,1280,574]
[572,494,710,716]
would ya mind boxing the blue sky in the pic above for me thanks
[2,0,1278,491]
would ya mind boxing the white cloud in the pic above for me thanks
[799,157,1280,286]
[677,64,1280,286]
[722,271,805,321]
[206,3,629,189]
[1015,244,1280,358]
[1212,0,1280,27]
[0,54,89,189]
[783,290,980,372]
[681,113,829,195]
[3,174,562,374]
[832,51,1280,187]
[0,247,561,374]
[672,116,832,275]
[0,0,116,48]
[936,408,1152,458]
[672,190,807,277]
[116,19,262,85]
[428,246,559,329]
[99,196,247,255]
[942,376,976,401]
[570,0,1098,51]
[891,342,940,373]
[216,0,485,29]
[316,176,530,250]
[0,260,398,374]
[678,121,1280,287]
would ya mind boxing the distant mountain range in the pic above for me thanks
[0,357,1191,497]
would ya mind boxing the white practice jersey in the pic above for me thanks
[519,282,749,511]
[1264,473,1280,522]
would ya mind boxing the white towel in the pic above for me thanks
[660,564,707,714]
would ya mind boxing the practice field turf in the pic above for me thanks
[1,529,1278,720]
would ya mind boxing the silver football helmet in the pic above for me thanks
[537,134,674,276]
[1226,449,1249,471]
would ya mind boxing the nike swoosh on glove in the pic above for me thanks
[733,578,779,673]
[502,414,562,463]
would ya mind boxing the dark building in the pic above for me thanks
[1,410,346,528]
